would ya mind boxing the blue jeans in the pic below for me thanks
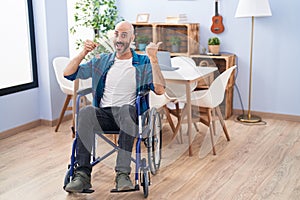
[76,104,137,175]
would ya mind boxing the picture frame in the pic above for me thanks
[136,13,150,23]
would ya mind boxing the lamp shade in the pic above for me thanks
[235,0,272,18]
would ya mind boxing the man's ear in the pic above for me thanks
[131,34,135,42]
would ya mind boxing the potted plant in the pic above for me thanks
[70,0,122,58]
[136,35,150,51]
[208,37,220,54]
[170,36,181,52]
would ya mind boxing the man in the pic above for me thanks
[64,21,165,193]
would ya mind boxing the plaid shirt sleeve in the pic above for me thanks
[64,58,95,81]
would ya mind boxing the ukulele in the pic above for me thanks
[210,0,224,34]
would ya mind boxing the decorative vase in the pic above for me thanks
[138,43,147,51]
[171,45,180,53]
[208,45,220,54]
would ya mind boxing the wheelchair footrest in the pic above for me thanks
[110,185,139,193]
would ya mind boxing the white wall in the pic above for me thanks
[116,0,300,116]
[0,0,69,132]
[1,0,299,133]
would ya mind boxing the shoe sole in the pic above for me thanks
[64,184,92,193]
[65,188,84,193]
[117,186,135,191]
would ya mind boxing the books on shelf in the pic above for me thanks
[165,14,187,24]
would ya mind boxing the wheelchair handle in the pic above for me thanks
[75,87,92,116]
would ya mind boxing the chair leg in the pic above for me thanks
[55,94,72,132]
[113,135,118,144]
[211,108,217,136]
[174,103,183,143]
[193,122,199,132]
[216,106,230,141]
[179,126,183,144]
[176,103,185,143]
[163,106,176,134]
[208,109,216,155]
[164,105,183,144]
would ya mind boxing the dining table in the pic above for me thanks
[161,66,218,156]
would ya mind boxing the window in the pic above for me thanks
[0,0,38,96]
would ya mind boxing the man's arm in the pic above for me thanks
[146,42,166,95]
[64,40,98,76]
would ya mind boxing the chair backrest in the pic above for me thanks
[171,56,196,68]
[53,57,73,95]
[166,56,198,98]
[149,91,172,109]
[201,65,236,108]
[53,56,93,102]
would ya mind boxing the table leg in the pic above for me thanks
[185,83,193,156]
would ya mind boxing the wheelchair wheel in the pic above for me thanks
[63,165,72,190]
[140,158,149,198]
[142,170,149,198]
[147,108,162,175]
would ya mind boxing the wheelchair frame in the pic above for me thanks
[63,88,162,198]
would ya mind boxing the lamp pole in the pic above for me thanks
[237,16,261,123]
[235,0,272,123]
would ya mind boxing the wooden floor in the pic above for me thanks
[1,116,300,200]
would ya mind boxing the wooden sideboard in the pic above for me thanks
[133,23,199,56]
[190,53,236,119]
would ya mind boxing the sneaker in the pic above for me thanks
[65,171,92,193]
[115,172,134,191]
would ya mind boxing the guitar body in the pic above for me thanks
[210,0,224,34]
[211,15,224,34]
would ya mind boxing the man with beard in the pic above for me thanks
[63,21,165,193]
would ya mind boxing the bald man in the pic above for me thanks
[64,21,165,193]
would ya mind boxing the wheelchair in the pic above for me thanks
[63,88,162,198]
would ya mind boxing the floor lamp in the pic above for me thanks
[235,0,272,123]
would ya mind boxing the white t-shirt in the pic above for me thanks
[100,58,136,107]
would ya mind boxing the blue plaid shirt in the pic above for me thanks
[64,49,154,113]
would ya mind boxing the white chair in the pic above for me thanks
[178,65,237,155]
[165,56,200,142]
[53,57,74,132]
[53,57,91,133]
[149,91,178,141]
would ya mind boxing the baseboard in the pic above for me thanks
[0,114,73,140]
[0,120,41,140]
[40,114,73,127]
[233,109,300,122]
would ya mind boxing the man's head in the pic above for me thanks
[113,21,135,57]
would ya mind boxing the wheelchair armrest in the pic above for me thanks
[75,87,92,115]
[77,87,92,97]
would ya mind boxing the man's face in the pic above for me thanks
[113,29,132,55]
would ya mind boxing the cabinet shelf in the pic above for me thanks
[133,23,199,56]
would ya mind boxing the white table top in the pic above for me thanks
[162,66,217,82]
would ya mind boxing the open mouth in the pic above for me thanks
[116,42,124,49]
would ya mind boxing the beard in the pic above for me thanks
[114,40,131,55]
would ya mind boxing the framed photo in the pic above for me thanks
[136,14,150,23]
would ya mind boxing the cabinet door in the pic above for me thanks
[133,23,199,56]
[156,24,188,53]
[133,24,153,51]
